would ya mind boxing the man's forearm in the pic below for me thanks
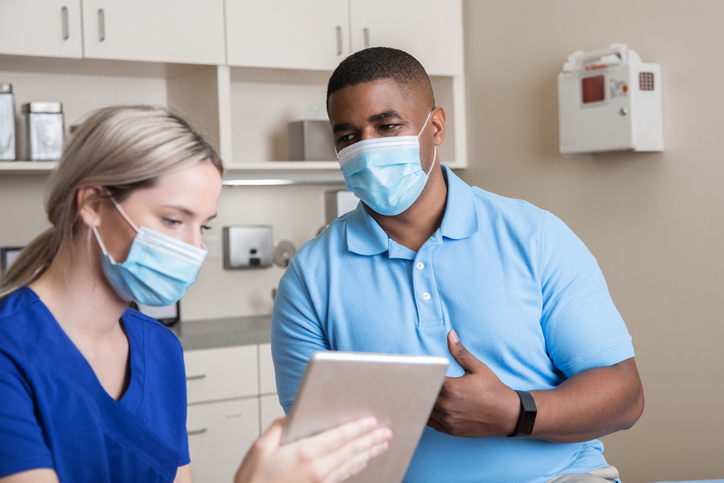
[528,357,644,443]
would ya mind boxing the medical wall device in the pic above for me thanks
[558,43,663,156]
[223,226,273,269]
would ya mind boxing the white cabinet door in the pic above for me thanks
[349,0,463,76]
[260,394,285,432]
[184,345,258,404]
[225,0,349,70]
[81,0,225,65]
[0,0,82,58]
[187,398,259,483]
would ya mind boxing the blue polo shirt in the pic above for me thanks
[0,287,189,482]
[272,166,635,483]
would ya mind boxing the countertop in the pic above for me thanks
[171,314,272,351]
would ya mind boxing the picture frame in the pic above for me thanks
[1,246,25,275]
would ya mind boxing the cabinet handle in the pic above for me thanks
[187,428,208,436]
[186,374,207,381]
[61,7,69,40]
[98,9,105,42]
[363,28,370,48]
[336,26,343,55]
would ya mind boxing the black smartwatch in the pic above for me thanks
[508,390,537,437]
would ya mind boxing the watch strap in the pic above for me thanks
[508,390,537,437]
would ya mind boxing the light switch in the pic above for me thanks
[223,226,273,269]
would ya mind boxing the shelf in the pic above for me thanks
[222,162,343,185]
[0,161,57,174]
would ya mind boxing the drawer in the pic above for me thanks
[184,345,258,404]
[260,394,286,434]
[258,343,277,395]
[187,398,259,483]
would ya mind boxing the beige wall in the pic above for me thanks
[461,1,724,481]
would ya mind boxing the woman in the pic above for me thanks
[0,106,391,482]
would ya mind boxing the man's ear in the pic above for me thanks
[77,186,108,229]
[432,106,446,146]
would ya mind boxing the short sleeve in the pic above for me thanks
[539,213,635,377]
[271,262,330,412]
[0,350,54,477]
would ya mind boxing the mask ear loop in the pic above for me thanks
[419,109,437,176]
[104,190,140,232]
[417,109,435,137]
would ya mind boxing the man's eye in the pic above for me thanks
[337,133,355,143]
[379,124,397,130]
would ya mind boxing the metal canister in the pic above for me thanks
[22,102,64,161]
[0,83,15,161]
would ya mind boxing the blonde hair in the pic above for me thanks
[0,105,223,297]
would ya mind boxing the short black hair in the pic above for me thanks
[326,47,435,109]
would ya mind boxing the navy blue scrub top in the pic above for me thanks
[0,287,190,482]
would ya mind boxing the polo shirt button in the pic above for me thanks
[416,262,424,270]
[422,292,431,300]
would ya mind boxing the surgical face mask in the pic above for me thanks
[337,110,437,216]
[93,199,207,307]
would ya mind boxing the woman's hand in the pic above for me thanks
[234,416,392,483]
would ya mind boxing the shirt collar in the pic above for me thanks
[439,165,479,240]
[345,165,479,256]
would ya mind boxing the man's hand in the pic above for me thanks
[427,330,645,443]
[427,330,520,438]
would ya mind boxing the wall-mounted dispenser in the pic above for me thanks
[558,43,663,156]
[223,226,273,269]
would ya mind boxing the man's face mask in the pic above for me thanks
[336,110,436,216]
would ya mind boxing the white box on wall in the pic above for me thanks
[558,44,663,156]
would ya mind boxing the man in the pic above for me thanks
[272,47,644,483]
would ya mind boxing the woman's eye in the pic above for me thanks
[201,225,212,232]
[163,218,181,227]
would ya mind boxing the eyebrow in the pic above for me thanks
[332,110,403,134]
[164,205,218,222]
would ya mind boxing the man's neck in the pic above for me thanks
[366,165,448,253]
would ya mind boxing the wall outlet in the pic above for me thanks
[223,226,273,269]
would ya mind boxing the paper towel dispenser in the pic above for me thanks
[223,226,273,269]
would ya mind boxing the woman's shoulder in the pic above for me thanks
[122,308,183,355]
[0,287,46,348]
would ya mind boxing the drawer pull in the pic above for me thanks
[187,428,208,436]
[61,7,69,40]
[98,9,105,42]
[336,26,343,55]
[186,374,207,381]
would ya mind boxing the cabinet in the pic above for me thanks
[0,0,83,59]
[184,343,284,483]
[225,0,349,71]
[349,0,464,76]
[0,0,467,181]
[81,0,226,65]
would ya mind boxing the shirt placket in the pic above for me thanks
[412,247,444,328]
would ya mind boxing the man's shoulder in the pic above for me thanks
[471,185,545,217]
[289,211,352,269]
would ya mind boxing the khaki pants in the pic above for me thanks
[546,466,620,483]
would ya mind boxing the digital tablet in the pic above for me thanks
[282,351,449,483]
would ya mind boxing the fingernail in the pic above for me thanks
[450,330,459,344]
[373,442,389,456]
[377,427,393,440]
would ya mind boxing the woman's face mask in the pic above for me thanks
[93,199,207,307]
[336,110,436,216]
